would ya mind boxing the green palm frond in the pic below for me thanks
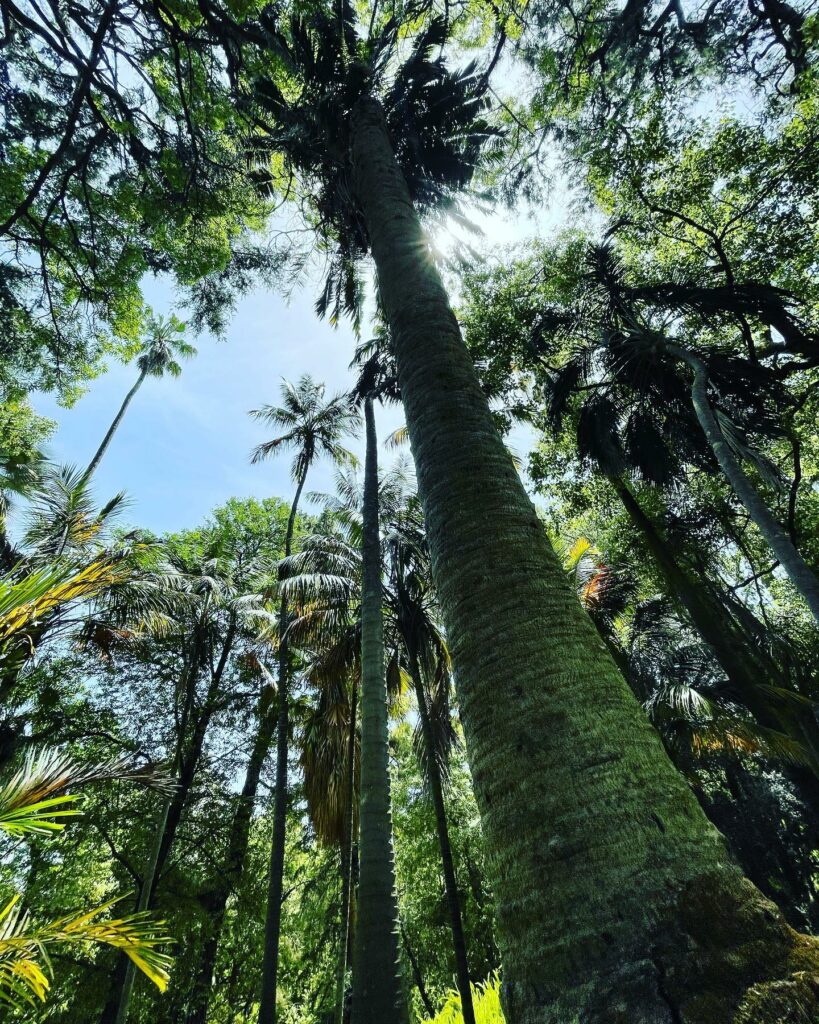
[0,749,175,837]
[250,376,360,480]
[0,558,125,647]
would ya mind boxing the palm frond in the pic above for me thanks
[0,895,172,1008]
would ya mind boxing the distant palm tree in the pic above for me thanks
[83,315,196,482]
[284,457,474,1024]
[250,376,358,1024]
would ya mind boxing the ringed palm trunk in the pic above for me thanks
[335,681,358,1024]
[83,368,147,482]
[350,396,407,1024]
[258,468,307,1024]
[406,646,476,1024]
[350,95,819,1023]
[185,691,277,1024]
[678,347,819,626]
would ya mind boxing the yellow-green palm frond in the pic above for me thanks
[422,973,505,1024]
[0,749,175,837]
[0,894,172,1009]
[691,720,810,765]
[0,559,124,646]
[384,425,409,449]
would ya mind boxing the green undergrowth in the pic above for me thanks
[422,974,505,1024]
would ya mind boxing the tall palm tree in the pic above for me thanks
[285,458,475,1024]
[386,502,476,1024]
[109,541,273,1024]
[83,315,196,483]
[184,664,277,1024]
[542,243,819,626]
[243,8,819,1019]
[281,506,365,1024]
[250,376,358,1024]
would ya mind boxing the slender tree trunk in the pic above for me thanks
[407,648,475,1024]
[350,396,407,1024]
[112,795,172,1024]
[113,631,233,1024]
[350,95,819,1023]
[83,369,147,482]
[151,626,236,902]
[185,689,277,1024]
[400,921,435,1019]
[677,348,819,626]
[258,468,307,1024]
[335,682,358,1024]
[610,477,782,707]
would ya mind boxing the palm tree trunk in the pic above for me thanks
[83,368,147,482]
[679,348,819,626]
[258,467,307,1024]
[335,682,358,1024]
[349,94,819,1023]
[407,648,475,1024]
[185,690,277,1024]
[350,396,407,1024]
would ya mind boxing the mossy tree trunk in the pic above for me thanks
[350,396,407,1024]
[350,94,819,1024]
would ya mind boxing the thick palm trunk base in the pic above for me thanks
[350,95,819,1024]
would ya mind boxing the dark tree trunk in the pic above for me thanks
[407,647,475,1024]
[184,689,277,1024]
[258,468,307,1024]
[335,682,358,1024]
[400,922,435,1019]
[350,396,407,1024]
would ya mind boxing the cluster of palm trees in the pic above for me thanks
[0,337,481,1024]
[2,0,819,1019]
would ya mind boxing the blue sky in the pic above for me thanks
[31,206,554,538]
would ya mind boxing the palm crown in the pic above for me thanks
[250,375,359,481]
[136,315,197,379]
[248,5,501,324]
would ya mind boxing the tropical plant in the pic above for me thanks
[422,973,505,1024]
[238,4,819,1013]
[0,748,174,1012]
[250,375,359,1024]
[83,315,197,483]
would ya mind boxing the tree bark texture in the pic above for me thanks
[350,94,819,1024]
